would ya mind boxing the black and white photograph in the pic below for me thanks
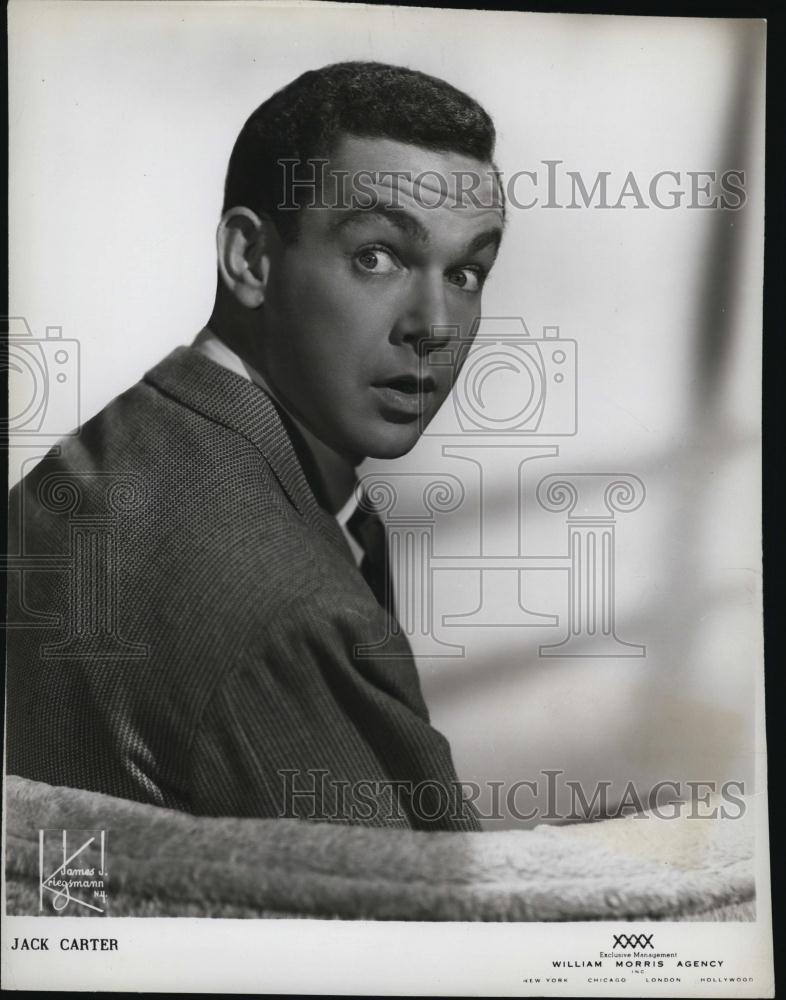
[3,1,774,995]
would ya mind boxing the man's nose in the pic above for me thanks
[391,276,455,354]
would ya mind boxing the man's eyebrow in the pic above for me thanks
[330,206,504,258]
[330,205,430,244]
[466,227,503,256]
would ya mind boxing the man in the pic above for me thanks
[6,62,504,829]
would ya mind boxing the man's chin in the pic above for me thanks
[355,421,423,461]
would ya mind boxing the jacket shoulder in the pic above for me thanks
[10,370,352,626]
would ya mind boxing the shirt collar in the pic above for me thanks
[193,328,360,527]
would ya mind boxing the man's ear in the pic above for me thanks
[216,207,278,309]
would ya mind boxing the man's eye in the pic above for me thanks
[447,268,483,292]
[355,247,398,274]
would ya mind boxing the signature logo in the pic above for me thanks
[38,829,108,914]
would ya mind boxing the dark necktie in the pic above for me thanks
[346,502,394,614]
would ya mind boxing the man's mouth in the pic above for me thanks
[380,374,436,394]
[372,374,438,420]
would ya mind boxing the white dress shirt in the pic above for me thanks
[193,328,364,566]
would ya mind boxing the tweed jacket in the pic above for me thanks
[6,347,480,831]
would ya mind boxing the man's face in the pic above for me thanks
[256,134,504,461]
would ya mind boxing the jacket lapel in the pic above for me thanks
[144,346,355,563]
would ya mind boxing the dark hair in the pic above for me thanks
[223,61,498,239]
